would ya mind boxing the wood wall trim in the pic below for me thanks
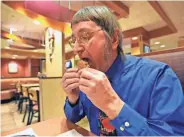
[39,77,62,79]
[123,27,149,39]
[1,30,44,49]
[1,49,45,58]
[62,32,65,75]
[9,44,37,50]
[100,1,129,18]
[1,77,38,79]
[149,26,173,39]
[137,47,184,57]
[122,1,177,40]
[148,1,177,33]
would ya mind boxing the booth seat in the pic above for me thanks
[1,78,39,101]
[137,48,184,91]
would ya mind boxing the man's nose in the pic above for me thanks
[73,43,85,55]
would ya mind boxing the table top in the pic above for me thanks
[1,117,95,136]
[29,87,40,101]
[29,87,40,91]
[21,83,39,87]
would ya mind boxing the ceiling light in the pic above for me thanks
[10,28,17,32]
[33,20,40,25]
[5,47,10,49]
[12,57,16,59]
[160,45,165,48]
[34,50,38,52]
[154,41,160,44]
[13,55,18,57]
[132,37,138,40]
[10,28,17,34]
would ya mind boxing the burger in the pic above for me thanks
[77,59,90,69]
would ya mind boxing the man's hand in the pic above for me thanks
[78,68,124,119]
[61,68,80,105]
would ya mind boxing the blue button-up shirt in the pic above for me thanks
[64,55,184,136]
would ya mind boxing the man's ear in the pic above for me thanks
[112,29,119,50]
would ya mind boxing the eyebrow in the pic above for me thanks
[72,28,92,37]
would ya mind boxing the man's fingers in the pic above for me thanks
[62,72,80,82]
[66,68,79,72]
[65,83,79,92]
[78,68,99,75]
[63,78,80,88]
[79,85,90,94]
[79,69,96,80]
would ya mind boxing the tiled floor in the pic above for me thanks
[1,101,90,133]
[1,101,37,132]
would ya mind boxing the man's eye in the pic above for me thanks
[81,36,89,40]
[71,37,76,43]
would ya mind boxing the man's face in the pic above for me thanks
[72,21,117,72]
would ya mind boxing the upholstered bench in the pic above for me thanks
[1,78,39,102]
[1,89,16,101]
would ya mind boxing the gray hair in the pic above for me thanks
[71,6,123,55]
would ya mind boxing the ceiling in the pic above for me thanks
[1,1,184,59]
[1,3,73,59]
[1,3,46,40]
[119,1,167,31]
[150,1,184,51]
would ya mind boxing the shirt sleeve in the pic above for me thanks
[110,65,184,135]
[64,93,86,123]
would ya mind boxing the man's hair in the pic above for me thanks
[71,6,123,55]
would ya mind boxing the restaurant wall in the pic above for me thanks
[25,58,31,77]
[1,58,40,78]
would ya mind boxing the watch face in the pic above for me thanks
[65,61,72,69]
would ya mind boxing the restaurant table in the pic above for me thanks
[21,84,39,97]
[21,83,39,87]
[1,117,95,136]
[28,87,40,101]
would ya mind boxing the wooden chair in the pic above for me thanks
[22,86,40,125]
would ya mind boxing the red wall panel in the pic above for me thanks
[1,58,40,78]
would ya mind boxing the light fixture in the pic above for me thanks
[10,28,17,34]
[33,20,40,25]
[12,57,16,59]
[10,28,17,31]
[154,41,160,44]
[5,47,10,49]
[34,50,38,52]
[160,45,165,48]
[13,55,18,57]
[132,37,138,40]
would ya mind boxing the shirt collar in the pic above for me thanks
[105,55,126,82]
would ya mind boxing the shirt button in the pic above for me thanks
[125,121,130,127]
[120,127,124,131]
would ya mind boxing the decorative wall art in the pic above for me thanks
[8,62,18,73]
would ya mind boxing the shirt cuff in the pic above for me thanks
[66,97,80,108]
[110,103,146,135]
[65,97,84,117]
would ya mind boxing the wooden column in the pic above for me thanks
[45,28,64,77]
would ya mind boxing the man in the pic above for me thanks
[62,6,184,136]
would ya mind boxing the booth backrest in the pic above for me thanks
[139,50,184,91]
[1,78,39,90]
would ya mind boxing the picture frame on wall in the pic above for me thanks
[8,62,18,73]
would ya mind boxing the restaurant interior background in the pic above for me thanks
[1,1,184,133]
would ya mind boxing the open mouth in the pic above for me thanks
[77,58,90,69]
[82,58,89,62]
